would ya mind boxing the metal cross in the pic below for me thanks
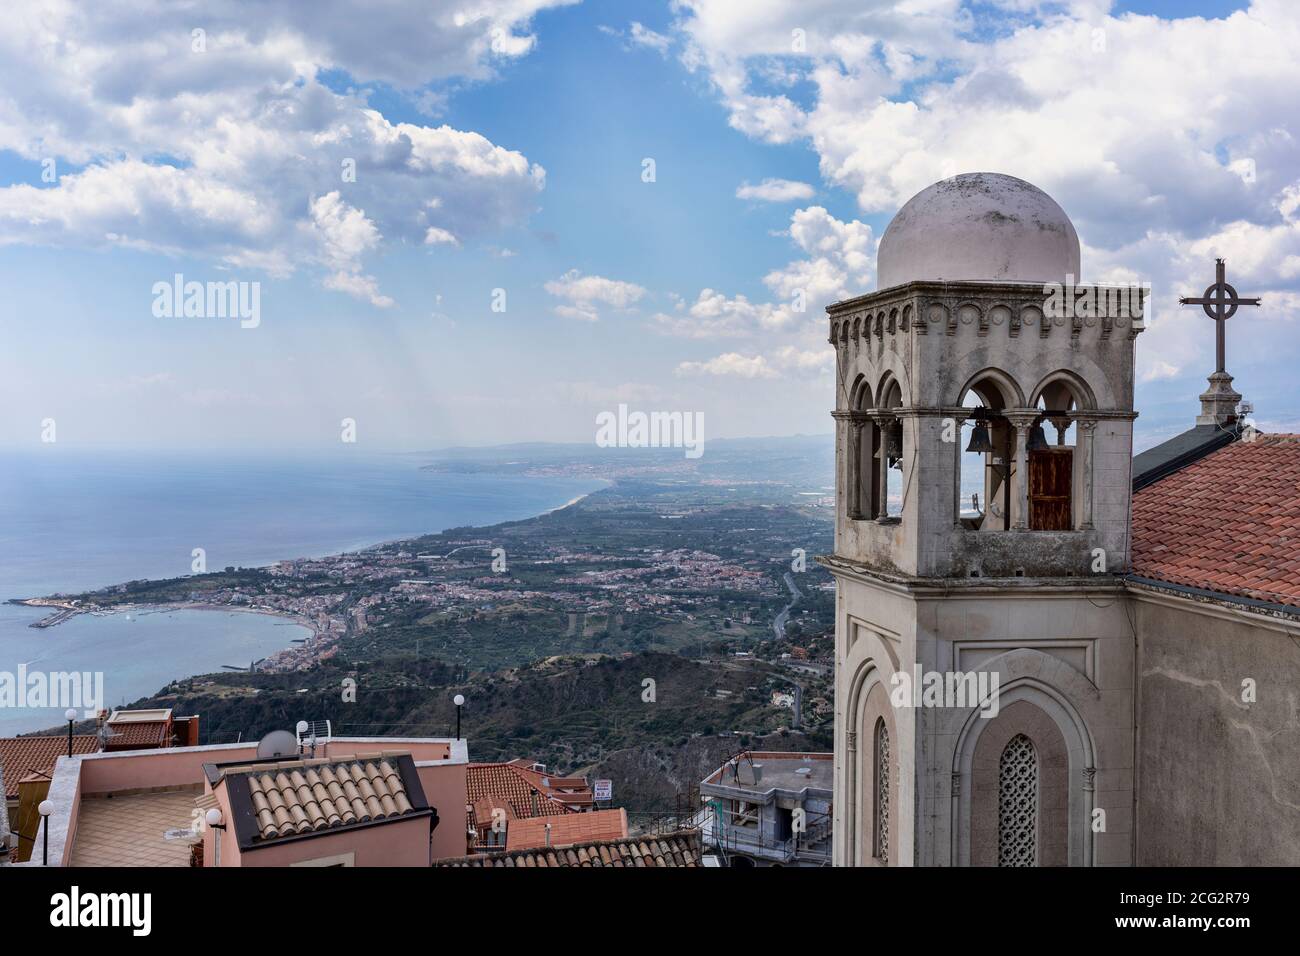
[1179,258,1260,374]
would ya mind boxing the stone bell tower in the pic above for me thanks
[823,173,1143,867]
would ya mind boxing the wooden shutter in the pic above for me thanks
[1029,449,1073,530]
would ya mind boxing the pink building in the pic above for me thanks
[22,735,468,867]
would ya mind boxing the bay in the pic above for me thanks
[0,448,605,733]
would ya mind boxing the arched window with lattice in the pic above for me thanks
[998,733,1038,866]
[873,718,890,862]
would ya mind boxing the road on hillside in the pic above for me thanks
[773,571,803,640]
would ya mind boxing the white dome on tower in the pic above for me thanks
[875,173,1080,290]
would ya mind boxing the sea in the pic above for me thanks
[0,448,606,735]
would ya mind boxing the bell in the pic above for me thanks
[966,422,994,454]
[884,420,903,461]
[1027,422,1049,452]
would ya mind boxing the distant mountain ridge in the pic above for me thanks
[413,434,835,488]
[412,433,834,460]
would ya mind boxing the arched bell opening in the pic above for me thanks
[878,378,904,520]
[846,375,876,520]
[958,376,1017,531]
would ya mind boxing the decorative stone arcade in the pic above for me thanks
[823,173,1143,867]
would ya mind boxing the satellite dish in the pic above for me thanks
[255,729,299,759]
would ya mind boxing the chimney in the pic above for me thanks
[530,788,539,816]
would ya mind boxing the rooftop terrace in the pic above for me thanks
[67,786,201,867]
[702,751,834,797]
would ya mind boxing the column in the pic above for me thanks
[875,413,893,521]
[1007,411,1035,531]
[847,413,865,519]
[954,412,969,527]
[1078,419,1097,531]
[833,411,851,518]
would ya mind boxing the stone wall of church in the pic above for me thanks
[830,569,917,866]
[828,565,1138,866]
[1133,590,1300,865]
[912,585,1135,866]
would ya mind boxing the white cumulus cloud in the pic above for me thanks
[677,352,778,379]
[0,1,558,305]
[736,178,816,202]
[545,269,647,321]
[669,1,1300,409]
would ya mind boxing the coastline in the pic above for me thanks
[0,605,316,737]
[7,478,610,727]
[148,603,326,675]
[545,487,604,514]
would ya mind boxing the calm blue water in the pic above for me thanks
[0,604,312,735]
[0,449,606,733]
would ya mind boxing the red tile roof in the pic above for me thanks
[504,760,595,807]
[104,720,169,749]
[506,808,628,851]
[466,762,587,829]
[435,830,701,868]
[1131,435,1300,608]
[0,735,100,798]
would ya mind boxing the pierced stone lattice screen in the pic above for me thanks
[874,719,890,861]
[998,733,1038,867]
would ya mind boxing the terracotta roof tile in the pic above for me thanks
[223,753,418,844]
[435,830,702,868]
[505,808,628,851]
[105,720,169,748]
[1132,435,1300,608]
[0,735,99,798]
[465,761,592,836]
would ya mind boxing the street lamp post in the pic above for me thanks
[38,800,53,866]
[453,694,465,740]
[64,708,77,757]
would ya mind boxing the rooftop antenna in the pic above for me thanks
[295,719,332,756]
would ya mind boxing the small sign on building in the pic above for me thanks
[594,779,613,802]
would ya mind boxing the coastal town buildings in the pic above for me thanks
[3,708,634,868]
[6,725,468,867]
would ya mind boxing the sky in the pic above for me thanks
[0,0,1295,454]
